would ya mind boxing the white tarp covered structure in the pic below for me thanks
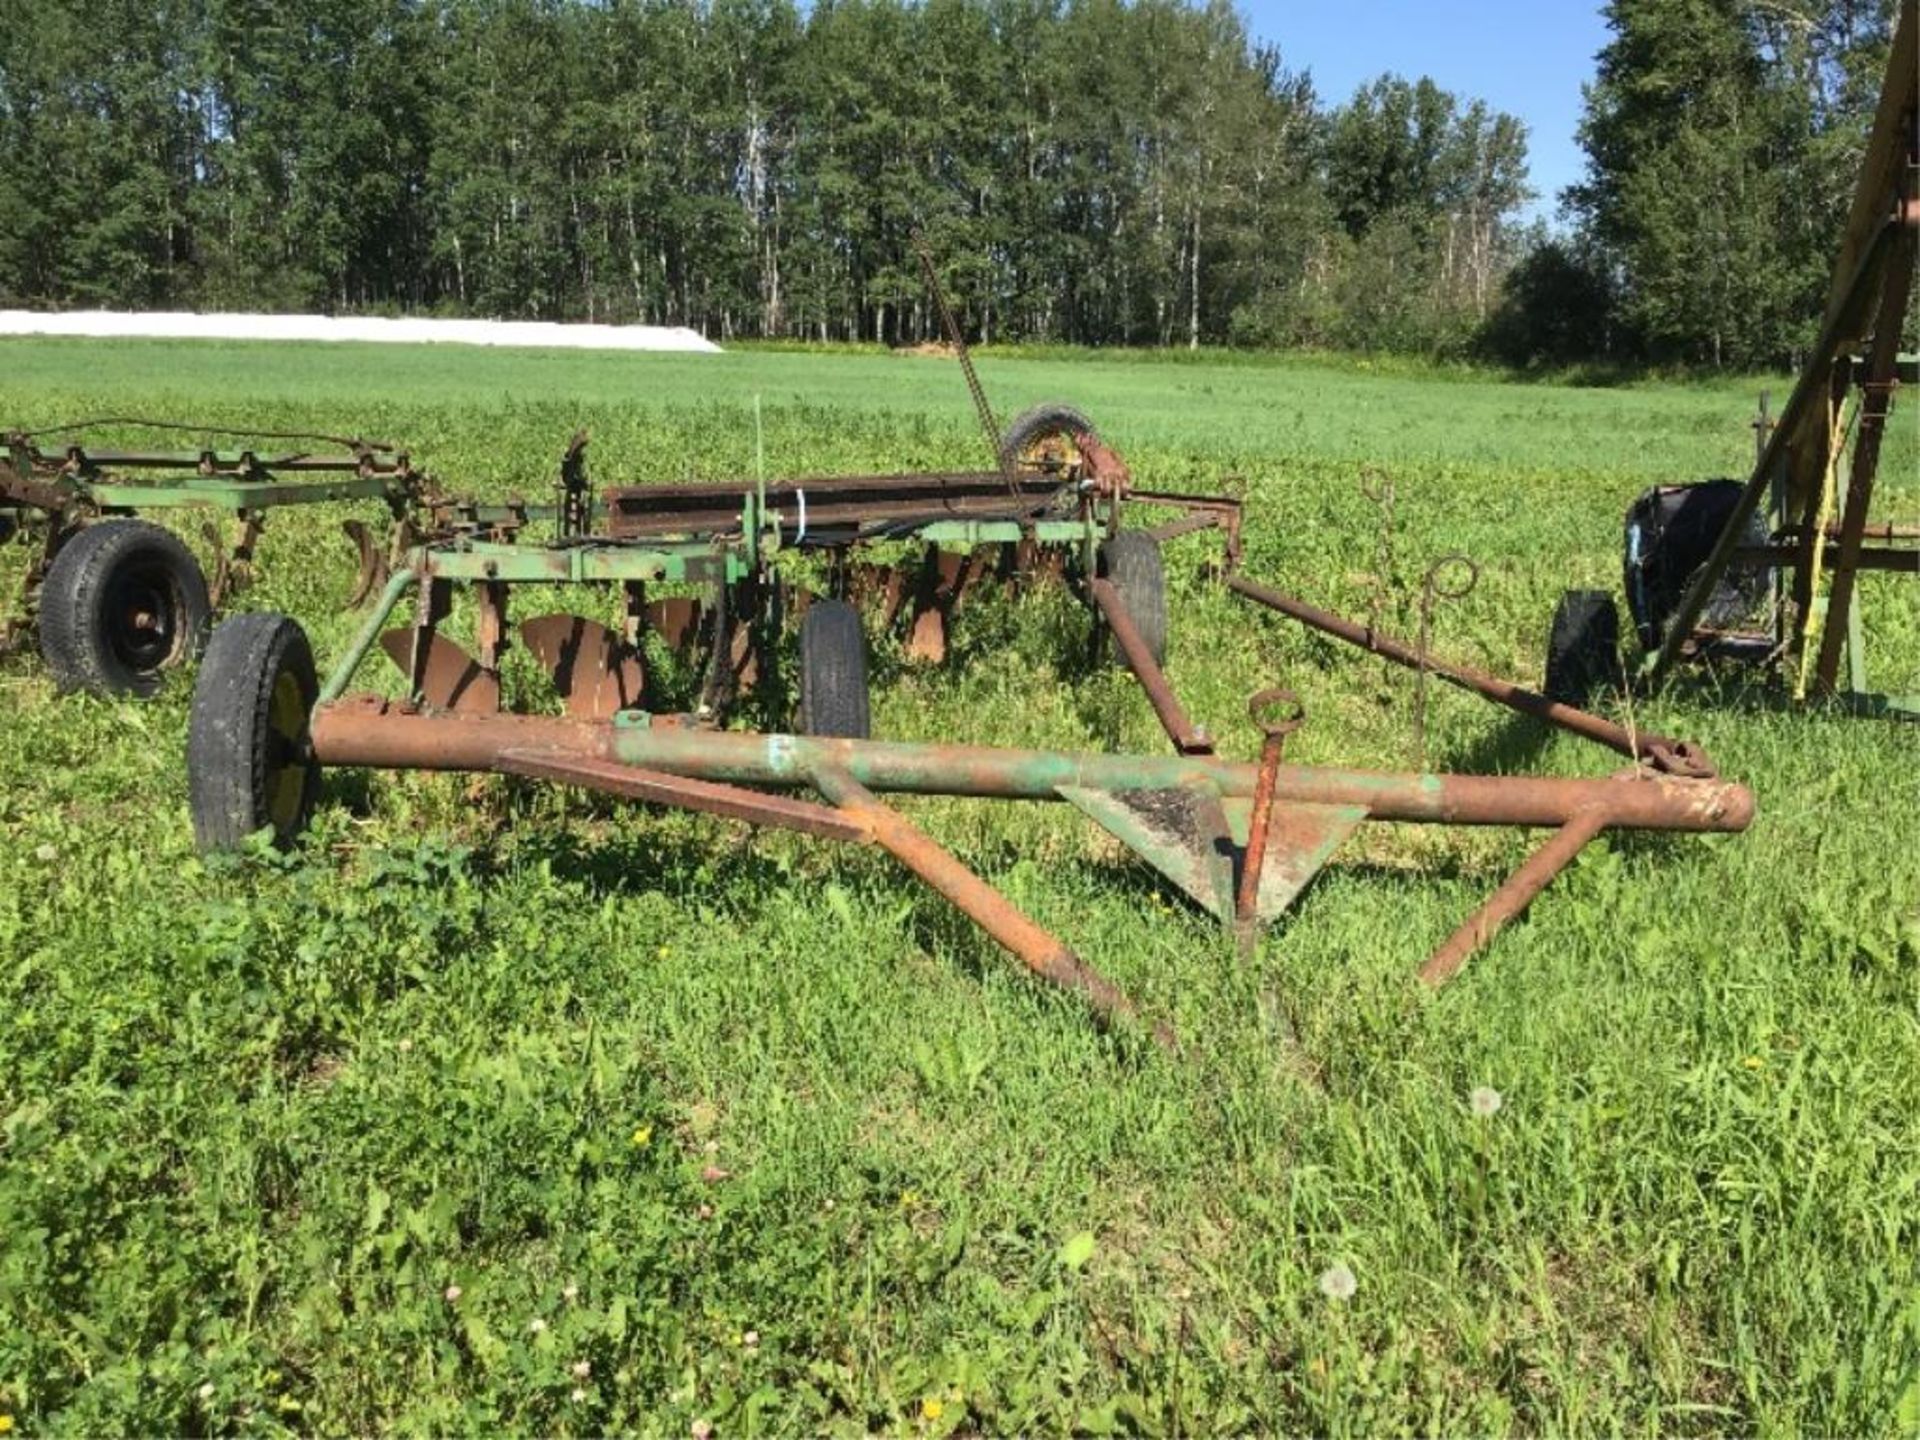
[0,310,723,354]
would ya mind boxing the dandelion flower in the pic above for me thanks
[921,1397,945,1421]
[1318,1263,1358,1302]
[528,1317,547,1335]
[0,1415,15,1433]
[631,1125,654,1148]
[1470,1086,1503,1118]
[1742,1055,1764,1071]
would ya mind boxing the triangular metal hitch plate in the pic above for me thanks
[1223,798,1367,920]
[379,629,499,714]
[1059,784,1238,920]
[519,614,646,720]
[1065,786,1365,925]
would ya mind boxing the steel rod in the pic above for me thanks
[1418,807,1610,986]
[1225,573,1708,773]
[810,764,1173,1048]
[1089,576,1213,754]
[307,703,1754,834]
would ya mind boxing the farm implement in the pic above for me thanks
[2,420,426,695]
[1545,5,1920,717]
[187,412,1752,1048]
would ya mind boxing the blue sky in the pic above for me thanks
[1238,1,1614,223]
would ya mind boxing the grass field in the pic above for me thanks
[1,337,1917,1435]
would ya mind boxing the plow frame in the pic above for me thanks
[2,426,428,663]
[194,424,1751,1051]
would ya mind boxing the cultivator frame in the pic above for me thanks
[191,417,1753,1049]
[2,421,427,691]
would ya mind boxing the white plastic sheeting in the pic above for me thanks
[0,310,723,354]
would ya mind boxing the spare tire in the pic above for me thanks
[999,403,1098,474]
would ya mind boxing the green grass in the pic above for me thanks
[1,337,1917,1435]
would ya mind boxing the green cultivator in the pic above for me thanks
[2,421,426,695]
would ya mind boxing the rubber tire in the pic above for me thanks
[1097,531,1169,669]
[999,402,1098,470]
[188,612,321,851]
[1544,589,1620,705]
[38,518,211,697]
[797,598,871,739]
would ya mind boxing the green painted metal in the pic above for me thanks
[913,519,1093,546]
[1059,783,1237,918]
[1062,786,1366,923]
[320,568,415,702]
[421,540,747,587]
[86,475,398,511]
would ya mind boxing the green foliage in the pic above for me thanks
[1557,0,1900,368]
[0,0,1533,353]
[0,337,1916,1432]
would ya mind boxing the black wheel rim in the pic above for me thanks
[103,557,184,674]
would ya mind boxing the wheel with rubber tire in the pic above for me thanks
[1097,531,1168,668]
[38,518,211,696]
[1000,402,1099,474]
[797,598,871,738]
[188,612,320,851]
[1544,588,1620,705]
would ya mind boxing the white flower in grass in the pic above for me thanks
[571,1360,592,1380]
[690,1420,714,1440]
[1318,1263,1358,1302]
[571,1387,587,1404]
[443,1284,462,1303]
[562,1282,579,1303]
[198,1382,216,1402]
[527,1316,547,1335]
[1470,1086,1504,1118]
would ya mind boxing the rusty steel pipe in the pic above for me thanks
[1225,573,1706,772]
[1089,576,1213,754]
[308,700,1753,834]
[811,765,1174,1049]
[1418,807,1610,987]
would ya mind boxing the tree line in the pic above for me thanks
[0,0,1900,367]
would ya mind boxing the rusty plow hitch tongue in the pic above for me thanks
[305,693,1754,1047]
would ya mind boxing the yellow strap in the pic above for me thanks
[1793,393,1849,700]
